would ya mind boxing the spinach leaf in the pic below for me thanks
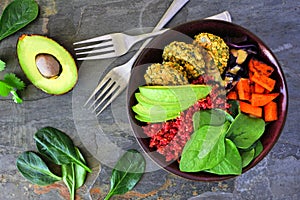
[0,0,39,41]
[16,151,62,186]
[62,163,76,200]
[192,109,227,131]
[61,147,87,200]
[179,122,230,172]
[226,113,265,149]
[74,147,87,189]
[254,140,263,158]
[17,127,90,200]
[105,149,145,200]
[240,140,264,168]
[240,148,255,168]
[227,100,240,119]
[34,127,92,172]
[205,139,242,175]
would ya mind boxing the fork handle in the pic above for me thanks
[126,0,190,67]
[153,0,190,31]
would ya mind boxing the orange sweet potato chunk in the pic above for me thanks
[236,78,251,101]
[254,83,265,93]
[240,101,262,118]
[264,101,278,121]
[250,72,276,92]
[249,58,274,77]
[227,90,238,100]
[251,93,279,106]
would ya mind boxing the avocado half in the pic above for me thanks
[17,34,78,95]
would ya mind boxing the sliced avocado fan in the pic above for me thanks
[132,85,212,123]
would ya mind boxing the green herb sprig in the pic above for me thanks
[0,60,25,103]
[0,59,5,71]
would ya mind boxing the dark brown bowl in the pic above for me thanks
[127,20,288,181]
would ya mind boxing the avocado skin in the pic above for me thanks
[132,85,211,123]
[17,34,78,95]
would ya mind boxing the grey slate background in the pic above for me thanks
[0,0,299,199]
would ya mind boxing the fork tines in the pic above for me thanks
[84,73,123,116]
[74,35,116,60]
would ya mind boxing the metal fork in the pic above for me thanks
[84,0,190,115]
[74,29,168,60]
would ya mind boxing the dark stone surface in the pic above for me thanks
[0,0,299,199]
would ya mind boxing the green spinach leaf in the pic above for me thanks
[226,113,265,149]
[61,147,87,200]
[104,149,145,200]
[179,122,230,172]
[192,109,227,131]
[34,127,92,172]
[240,139,264,168]
[74,147,87,189]
[227,100,240,119]
[16,151,62,186]
[205,139,242,175]
[0,0,39,41]
[240,148,255,168]
[62,163,76,200]
[254,140,263,158]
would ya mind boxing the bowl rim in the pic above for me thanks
[127,19,288,181]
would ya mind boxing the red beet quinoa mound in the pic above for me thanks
[142,75,228,162]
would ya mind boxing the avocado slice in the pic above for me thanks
[135,93,178,106]
[139,85,211,103]
[132,103,181,117]
[133,104,180,123]
[135,92,197,112]
[17,34,78,95]
[135,114,179,123]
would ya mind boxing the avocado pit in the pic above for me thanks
[36,54,61,78]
